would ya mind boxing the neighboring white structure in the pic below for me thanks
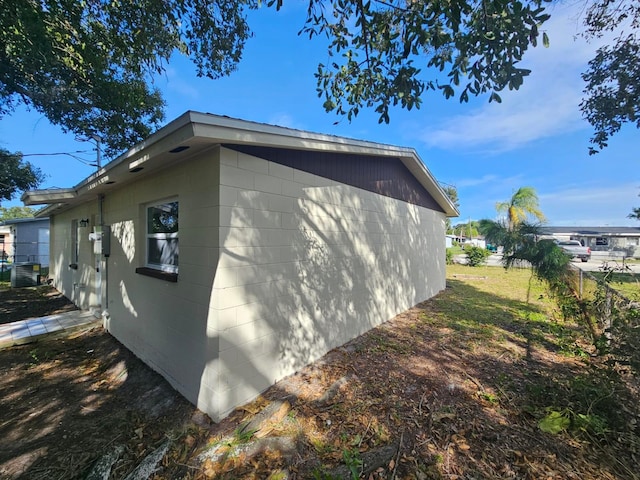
[0,224,12,261]
[445,234,455,248]
[1,217,50,266]
[23,112,458,421]
[541,226,640,259]
[463,238,486,249]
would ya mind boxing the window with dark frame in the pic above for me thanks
[595,237,609,246]
[145,200,179,273]
[70,219,79,268]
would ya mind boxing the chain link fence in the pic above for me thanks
[568,266,640,374]
[0,241,49,282]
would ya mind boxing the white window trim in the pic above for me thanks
[145,198,179,274]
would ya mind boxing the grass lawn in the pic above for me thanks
[442,264,590,359]
[446,245,465,256]
[589,271,639,299]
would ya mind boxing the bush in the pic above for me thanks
[465,245,491,267]
[446,248,454,265]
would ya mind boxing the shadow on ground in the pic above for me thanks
[1,267,639,479]
[0,286,77,325]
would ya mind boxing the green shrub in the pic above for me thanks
[465,245,491,267]
[446,248,454,265]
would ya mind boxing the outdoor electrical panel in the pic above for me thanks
[89,225,111,257]
[90,227,102,255]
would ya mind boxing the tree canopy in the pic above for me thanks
[0,0,636,156]
[0,0,254,156]
[443,185,459,232]
[580,1,640,154]
[0,149,45,203]
[302,0,550,123]
[452,220,481,238]
[0,205,36,222]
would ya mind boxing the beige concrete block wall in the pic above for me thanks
[48,145,446,422]
[103,148,222,408]
[48,201,100,310]
[207,147,447,420]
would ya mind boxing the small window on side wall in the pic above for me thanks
[69,219,79,269]
[596,237,609,246]
[146,199,179,273]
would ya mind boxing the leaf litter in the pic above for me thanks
[1,265,639,479]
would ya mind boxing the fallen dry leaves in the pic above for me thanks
[2,266,639,479]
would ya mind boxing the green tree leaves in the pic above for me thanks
[0,149,45,202]
[1,0,635,157]
[0,205,36,221]
[302,0,551,124]
[629,192,640,221]
[580,1,640,154]
[443,185,460,233]
[0,0,255,156]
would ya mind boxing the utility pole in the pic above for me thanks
[90,134,102,170]
[76,133,102,171]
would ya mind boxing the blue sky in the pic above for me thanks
[0,1,637,226]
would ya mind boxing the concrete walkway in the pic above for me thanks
[0,310,101,350]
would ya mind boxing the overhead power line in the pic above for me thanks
[0,150,97,167]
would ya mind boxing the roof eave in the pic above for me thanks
[21,111,459,217]
[398,151,459,217]
[21,188,76,205]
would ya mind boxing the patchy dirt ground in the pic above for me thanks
[1,267,639,479]
[0,327,199,479]
[0,286,77,325]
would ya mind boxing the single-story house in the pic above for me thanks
[445,234,456,248]
[1,217,50,266]
[463,237,486,249]
[540,226,640,258]
[22,112,458,421]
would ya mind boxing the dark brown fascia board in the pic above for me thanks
[190,114,458,217]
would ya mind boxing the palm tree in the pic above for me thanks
[629,192,639,221]
[496,186,546,230]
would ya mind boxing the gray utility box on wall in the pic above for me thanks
[11,263,41,288]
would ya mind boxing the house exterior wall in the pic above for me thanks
[50,204,99,309]
[582,236,640,258]
[48,145,447,422]
[101,149,222,407]
[9,219,50,266]
[202,147,446,420]
[549,233,640,258]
